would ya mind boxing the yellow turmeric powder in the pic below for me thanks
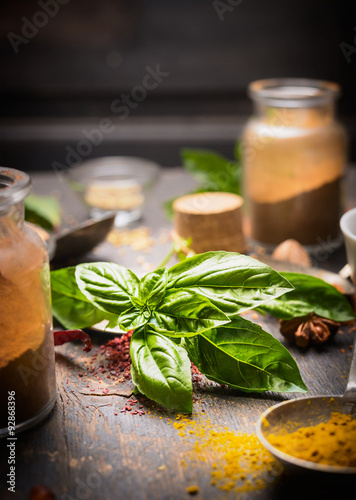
[267,412,356,468]
[173,415,283,496]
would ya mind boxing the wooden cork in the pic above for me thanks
[173,192,246,254]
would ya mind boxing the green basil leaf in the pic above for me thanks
[181,149,241,195]
[149,288,230,336]
[51,267,112,329]
[130,295,145,309]
[139,267,168,307]
[130,327,193,412]
[119,307,150,331]
[75,262,139,316]
[167,252,293,316]
[259,272,356,322]
[183,316,307,393]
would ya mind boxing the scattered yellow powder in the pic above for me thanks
[186,485,199,495]
[173,415,283,496]
[267,412,356,468]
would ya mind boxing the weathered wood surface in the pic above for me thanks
[1,167,356,500]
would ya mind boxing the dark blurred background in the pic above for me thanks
[1,0,356,171]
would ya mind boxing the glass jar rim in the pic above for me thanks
[0,167,31,209]
[248,78,340,108]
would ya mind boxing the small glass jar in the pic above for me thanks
[0,168,56,437]
[242,79,347,249]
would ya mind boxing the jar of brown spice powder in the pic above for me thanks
[242,78,347,250]
[0,168,56,437]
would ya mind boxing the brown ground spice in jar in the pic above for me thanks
[0,256,56,432]
[0,334,55,429]
[249,177,342,246]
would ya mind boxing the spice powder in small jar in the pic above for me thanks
[242,79,347,250]
[0,168,56,436]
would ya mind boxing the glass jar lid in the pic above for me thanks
[248,78,340,108]
[0,167,31,209]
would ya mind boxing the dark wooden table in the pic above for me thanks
[1,167,356,500]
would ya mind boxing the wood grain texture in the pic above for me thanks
[173,192,246,253]
[1,168,356,500]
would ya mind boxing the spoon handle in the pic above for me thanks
[344,339,356,399]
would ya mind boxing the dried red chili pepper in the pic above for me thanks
[54,330,92,352]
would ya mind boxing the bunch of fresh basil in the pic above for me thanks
[40,143,355,412]
[51,252,315,411]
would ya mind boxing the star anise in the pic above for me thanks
[279,313,340,348]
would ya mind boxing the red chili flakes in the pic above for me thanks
[78,329,206,417]
[100,330,133,380]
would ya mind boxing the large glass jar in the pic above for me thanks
[0,168,56,437]
[242,79,347,249]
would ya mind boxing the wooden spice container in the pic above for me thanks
[173,192,246,254]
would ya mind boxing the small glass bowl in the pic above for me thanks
[68,157,160,226]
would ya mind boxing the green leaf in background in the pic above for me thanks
[234,140,242,164]
[25,193,61,230]
[183,316,307,393]
[259,272,355,322]
[167,252,293,316]
[51,267,113,329]
[130,326,193,412]
[181,148,241,195]
[149,288,230,336]
[163,147,242,220]
[75,262,140,317]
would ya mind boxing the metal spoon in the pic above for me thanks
[257,341,356,474]
[50,213,115,262]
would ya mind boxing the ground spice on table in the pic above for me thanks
[85,331,210,389]
[106,226,155,252]
[99,331,133,381]
[173,416,283,496]
[267,411,356,467]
